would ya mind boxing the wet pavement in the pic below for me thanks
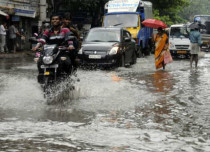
[0,54,210,151]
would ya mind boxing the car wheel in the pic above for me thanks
[118,53,125,67]
[136,46,143,58]
[143,47,150,56]
[131,50,137,65]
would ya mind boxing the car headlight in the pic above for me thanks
[78,48,83,54]
[169,42,175,49]
[43,56,53,64]
[109,47,119,55]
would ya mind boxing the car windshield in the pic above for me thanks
[170,27,190,38]
[104,14,139,27]
[85,30,121,42]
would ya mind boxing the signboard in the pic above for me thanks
[108,0,140,13]
[14,8,36,18]
[12,16,20,21]
[11,0,30,3]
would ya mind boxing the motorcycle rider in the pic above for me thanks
[32,13,75,75]
[62,12,80,69]
[62,12,80,40]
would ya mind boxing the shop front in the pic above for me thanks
[0,0,39,50]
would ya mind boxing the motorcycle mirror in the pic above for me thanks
[34,33,38,37]
[68,36,76,40]
[80,36,83,41]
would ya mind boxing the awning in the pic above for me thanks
[14,8,36,18]
[0,10,9,17]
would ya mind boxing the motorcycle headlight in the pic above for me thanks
[78,48,83,54]
[109,47,119,55]
[43,56,53,64]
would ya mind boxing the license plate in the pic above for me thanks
[177,51,187,54]
[41,64,58,69]
[89,55,101,59]
[44,71,50,75]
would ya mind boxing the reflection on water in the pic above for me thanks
[188,70,202,105]
[0,57,33,70]
[189,70,200,89]
[151,70,174,94]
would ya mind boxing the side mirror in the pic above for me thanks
[68,35,76,41]
[124,37,131,42]
[80,36,84,41]
[81,31,88,41]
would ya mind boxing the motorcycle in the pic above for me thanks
[33,36,77,94]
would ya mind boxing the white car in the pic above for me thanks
[169,24,191,58]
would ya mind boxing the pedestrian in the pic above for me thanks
[189,28,202,68]
[8,22,22,53]
[0,21,8,53]
[153,27,169,70]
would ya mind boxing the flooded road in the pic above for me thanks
[0,54,210,151]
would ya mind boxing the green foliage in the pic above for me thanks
[62,0,108,12]
[148,0,190,26]
[50,0,193,26]
[180,0,210,22]
[57,0,108,26]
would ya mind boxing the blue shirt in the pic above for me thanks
[189,31,202,45]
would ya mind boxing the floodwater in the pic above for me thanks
[0,54,209,151]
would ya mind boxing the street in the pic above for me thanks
[0,54,210,151]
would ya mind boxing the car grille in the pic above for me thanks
[84,50,108,55]
[175,45,189,49]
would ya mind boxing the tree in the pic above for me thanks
[147,0,190,26]
[48,0,191,27]
[180,0,210,22]
[57,0,108,27]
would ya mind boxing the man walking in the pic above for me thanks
[8,22,22,53]
[189,27,202,68]
[0,21,7,53]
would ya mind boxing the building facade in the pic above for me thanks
[0,0,48,50]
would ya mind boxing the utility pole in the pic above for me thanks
[39,0,47,30]
[40,0,47,21]
[51,0,55,13]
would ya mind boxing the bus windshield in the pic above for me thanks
[104,14,139,27]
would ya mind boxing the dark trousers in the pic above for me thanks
[8,38,16,52]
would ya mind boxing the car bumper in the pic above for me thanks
[170,50,191,56]
[78,54,119,66]
[201,46,210,52]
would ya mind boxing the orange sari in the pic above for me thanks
[154,33,168,69]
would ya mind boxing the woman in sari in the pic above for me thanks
[154,27,169,69]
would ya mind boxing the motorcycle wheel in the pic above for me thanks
[43,77,50,99]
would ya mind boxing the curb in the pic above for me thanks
[0,51,35,59]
